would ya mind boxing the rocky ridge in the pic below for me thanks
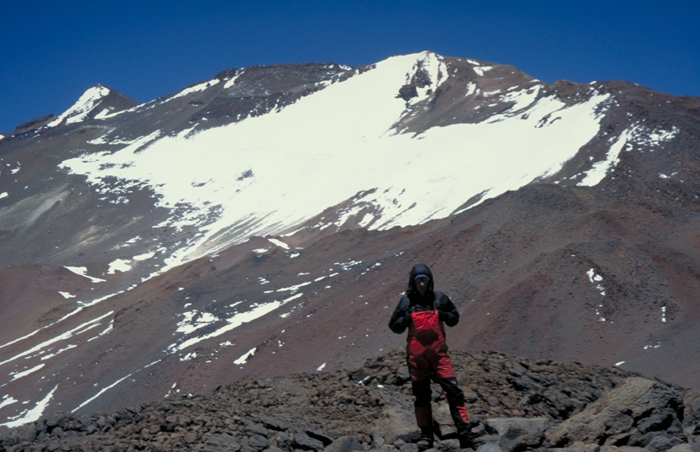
[2,349,699,452]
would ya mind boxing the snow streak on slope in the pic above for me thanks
[60,52,611,273]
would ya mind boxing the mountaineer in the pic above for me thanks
[388,263,482,450]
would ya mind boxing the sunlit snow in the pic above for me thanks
[0,311,113,367]
[0,395,18,410]
[234,347,256,365]
[64,266,106,283]
[168,293,303,352]
[71,374,131,413]
[9,363,45,382]
[0,385,59,428]
[170,79,220,100]
[47,86,110,128]
[59,52,613,275]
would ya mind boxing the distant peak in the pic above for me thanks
[45,85,113,128]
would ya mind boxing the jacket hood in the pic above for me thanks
[407,263,434,297]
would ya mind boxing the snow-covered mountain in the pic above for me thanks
[1,51,698,430]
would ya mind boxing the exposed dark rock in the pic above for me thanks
[545,377,685,448]
[1,349,697,452]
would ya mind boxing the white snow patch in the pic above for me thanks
[58,52,612,275]
[134,251,155,261]
[71,374,131,413]
[268,238,290,249]
[181,352,197,361]
[78,291,124,308]
[94,108,114,120]
[234,347,256,365]
[0,192,8,200]
[1,385,59,428]
[473,66,493,77]
[171,79,220,100]
[87,320,114,342]
[175,311,221,334]
[0,306,87,351]
[644,341,662,350]
[0,311,113,367]
[40,344,77,360]
[276,281,312,293]
[47,86,110,127]
[0,395,18,410]
[168,293,303,352]
[58,291,76,299]
[64,266,106,283]
[316,362,327,371]
[9,363,46,381]
[224,72,244,89]
[579,123,680,186]
[107,259,132,274]
[587,269,607,321]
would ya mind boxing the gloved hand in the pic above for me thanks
[398,315,412,328]
[437,310,451,321]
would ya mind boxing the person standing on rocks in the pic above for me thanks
[389,263,480,450]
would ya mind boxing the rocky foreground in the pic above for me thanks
[2,349,699,452]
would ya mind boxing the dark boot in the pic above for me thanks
[417,426,434,450]
[458,429,484,450]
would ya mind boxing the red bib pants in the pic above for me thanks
[407,310,470,435]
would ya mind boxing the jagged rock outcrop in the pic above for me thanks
[2,349,699,452]
[545,377,685,449]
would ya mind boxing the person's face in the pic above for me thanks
[415,277,429,295]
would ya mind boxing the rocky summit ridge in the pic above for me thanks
[1,51,700,435]
[2,349,700,452]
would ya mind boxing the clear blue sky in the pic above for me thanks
[1,0,698,133]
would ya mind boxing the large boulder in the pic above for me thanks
[681,388,700,437]
[545,377,685,450]
[484,418,550,452]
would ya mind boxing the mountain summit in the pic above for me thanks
[1,51,699,430]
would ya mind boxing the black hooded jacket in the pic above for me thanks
[388,263,459,334]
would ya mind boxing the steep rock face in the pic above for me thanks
[1,51,700,430]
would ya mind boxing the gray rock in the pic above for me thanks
[682,389,700,432]
[666,444,697,452]
[371,430,385,448]
[546,377,685,448]
[295,430,325,450]
[483,417,549,452]
[202,434,242,452]
[645,435,684,452]
[485,417,550,438]
[396,366,411,385]
[476,443,503,452]
[324,436,366,452]
[600,446,647,452]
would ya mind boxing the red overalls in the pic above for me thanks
[407,310,470,434]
